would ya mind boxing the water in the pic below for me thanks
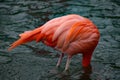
[0,0,120,80]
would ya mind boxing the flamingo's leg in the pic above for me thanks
[56,53,64,67]
[64,55,72,71]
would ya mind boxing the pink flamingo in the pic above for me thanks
[8,14,100,72]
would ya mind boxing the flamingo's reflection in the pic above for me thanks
[49,65,92,80]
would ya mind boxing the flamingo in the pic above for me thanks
[8,14,100,72]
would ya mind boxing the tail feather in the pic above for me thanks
[8,38,27,51]
[8,27,43,51]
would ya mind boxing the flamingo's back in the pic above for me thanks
[9,14,100,55]
[8,14,100,70]
[52,17,100,55]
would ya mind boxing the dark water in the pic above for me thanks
[0,0,120,80]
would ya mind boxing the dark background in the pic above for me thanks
[0,0,120,80]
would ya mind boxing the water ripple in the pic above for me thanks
[0,0,120,80]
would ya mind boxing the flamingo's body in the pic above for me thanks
[8,14,100,71]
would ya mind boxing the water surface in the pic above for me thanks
[0,0,120,80]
